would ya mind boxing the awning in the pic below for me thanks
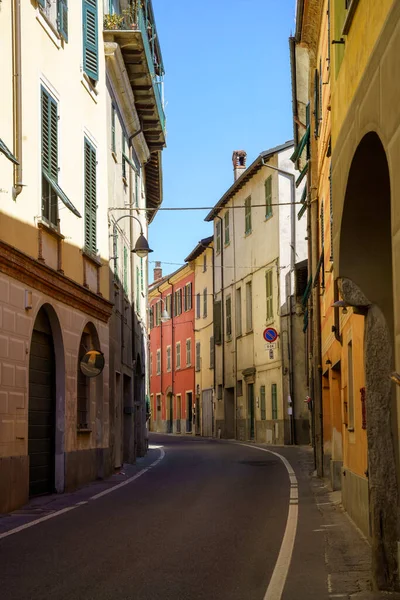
[43,170,81,218]
[0,138,19,165]
[290,125,310,163]
[296,162,309,188]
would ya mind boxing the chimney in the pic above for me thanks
[153,261,162,282]
[232,150,247,181]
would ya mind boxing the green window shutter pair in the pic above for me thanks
[265,176,272,218]
[58,0,68,42]
[83,0,98,81]
[84,138,97,253]
[266,270,273,320]
[260,386,266,420]
[41,87,58,181]
[271,384,278,419]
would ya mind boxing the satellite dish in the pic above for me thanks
[80,350,105,378]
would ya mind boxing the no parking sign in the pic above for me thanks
[263,327,278,343]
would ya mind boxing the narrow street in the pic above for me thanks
[0,435,328,600]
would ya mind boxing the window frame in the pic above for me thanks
[244,196,252,234]
[176,342,181,369]
[203,288,207,318]
[195,341,201,372]
[224,210,230,245]
[216,221,221,254]
[82,0,99,83]
[226,295,232,337]
[186,338,192,366]
[265,176,272,219]
[156,349,161,375]
[271,383,278,420]
[166,345,171,372]
[260,385,266,420]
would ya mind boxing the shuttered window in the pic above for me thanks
[265,176,272,219]
[214,300,222,344]
[266,270,273,321]
[58,0,68,41]
[246,281,253,331]
[156,349,161,375]
[41,87,59,226]
[216,221,221,253]
[226,295,232,337]
[166,294,172,319]
[84,138,97,253]
[260,386,266,420]
[236,287,242,336]
[166,346,171,371]
[83,0,98,82]
[210,336,214,369]
[176,342,181,369]
[186,339,192,366]
[245,196,252,234]
[196,342,201,372]
[224,211,230,245]
[271,384,278,419]
[196,293,201,319]
[203,288,207,318]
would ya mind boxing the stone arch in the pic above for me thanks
[77,321,103,445]
[29,303,65,495]
[338,132,397,590]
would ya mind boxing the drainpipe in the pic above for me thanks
[215,216,225,433]
[12,0,23,199]
[261,158,297,444]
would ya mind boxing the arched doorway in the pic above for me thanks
[338,132,397,589]
[28,307,58,496]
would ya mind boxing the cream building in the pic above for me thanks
[205,143,309,443]
[0,0,164,513]
[185,237,214,437]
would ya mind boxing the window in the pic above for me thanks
[226,295,232,337]
[111,104,116,154]
[38,0,68,41]
[203,254,207,272]
[174,289,182,316]
[184,283,192,311]
[266,270,273,321]
[271,384,278,419]
[214,300,222,344]
[176,342,181,369]
[245,196,252,234]
[149,306,154,330]
[260,385,266,420]
[203,288,207,318]
[196,293,201,319]
[165,294,172,318]
[83,0,98,82]
[186,339,191,366]
[246,281,253,331]
[210,336,214,369]
[265,176,272,219]
[236,287,242,336]
[155,301,161,326]
[348,341,354,430]
[41,87,58,226]
[84,137,97,253]
[224,211,230,245]
[156,349,161,375]
[196,342,201,372]
[237,380,243,397]
[216,221,221,253]
[166,346,171,372]
[123,246,128,293]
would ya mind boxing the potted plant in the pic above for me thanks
[103,13,125,30]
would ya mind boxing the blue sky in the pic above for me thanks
[149,0,296,280]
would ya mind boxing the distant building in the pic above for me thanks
[204,143,309,443]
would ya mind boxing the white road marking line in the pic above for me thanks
[236,444,298,600]
[0,447,165,541]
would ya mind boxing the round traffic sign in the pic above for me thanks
[263,327,278,343]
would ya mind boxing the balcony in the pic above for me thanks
[103,0,166,153]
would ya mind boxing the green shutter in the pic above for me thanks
[265,176,272,218]
[266,270,273,320]
[83,0,98,81]
[123,246,128,292]
[58,0,68,42]
[111,105,116,153]
[0,138,19,165]
[271,384,278,419]
[41,87,58,180]
[84,138,97,253]
[290,125,310,163]
[38,0,46,7]
[260,386,266,420]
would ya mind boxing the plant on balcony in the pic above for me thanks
[103,13,125,30]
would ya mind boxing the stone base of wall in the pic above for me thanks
[65,448,112,492]
[331,460,343,491]
[215,419,227,439]
[342,467,370,539]
[256,420,285,444]
[295,418,311,445]
[0,455,29,513]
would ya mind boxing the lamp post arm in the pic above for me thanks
[111,214,144,278]
[114,213,144,236]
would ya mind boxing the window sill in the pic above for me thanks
[81,74,99,103]
[37,218,64,240]
[36,8,62,49]
[77,428,92,434]
[82,247,102,267]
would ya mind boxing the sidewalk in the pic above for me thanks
[295,446,400,600]
[0,446,161,537]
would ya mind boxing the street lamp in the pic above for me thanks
[111,214,153,271]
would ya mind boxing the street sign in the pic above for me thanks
[263,327,278,343]
[264,343,276,350]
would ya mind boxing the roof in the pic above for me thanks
[184,235,213,263]
[204,140,294,222]
[148,262,191,294]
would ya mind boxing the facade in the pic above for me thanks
[291,0,400,590]
[149,265,196,434]
[0,0,164,513]
[185,237,215,437]
[205,144,309,444]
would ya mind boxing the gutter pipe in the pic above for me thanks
[12,0,23,199]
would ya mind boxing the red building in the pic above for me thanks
[149,263,196,433]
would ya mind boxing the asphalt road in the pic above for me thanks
[0,435,329,600]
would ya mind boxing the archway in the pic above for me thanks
[77,322,102,435]
[28,304,65,496]
[339,132,397,589]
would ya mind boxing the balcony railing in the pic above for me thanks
[104,3,165,132]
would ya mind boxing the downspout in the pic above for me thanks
[215,216,225,422]
[12,0,23,199]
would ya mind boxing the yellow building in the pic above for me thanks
[185,237,214,437]
[292,0,400,590]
